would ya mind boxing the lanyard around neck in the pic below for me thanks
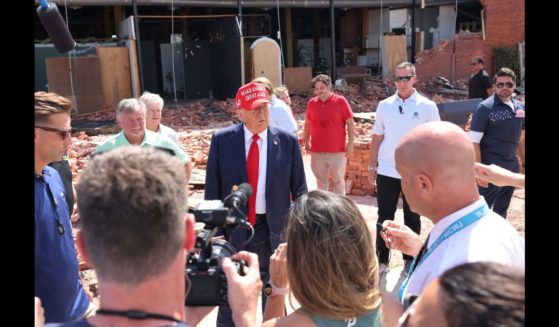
[95,309,183,324]
[398,203,489,301]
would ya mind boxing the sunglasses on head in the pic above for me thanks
[496,82,514,89]
[395,75,414,82]
[35,126,72,139]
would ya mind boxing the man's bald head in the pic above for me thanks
[395,122,479,219]
[396,121,475,183]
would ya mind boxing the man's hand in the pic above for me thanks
[303,140,311,154]
[269,243,288,288]
[345,143,354,157]
[35,297,44,327]
[222,251,262,327]
[380,221,423,257]
[367,168,377,194]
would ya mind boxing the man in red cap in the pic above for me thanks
[205,82,307,327]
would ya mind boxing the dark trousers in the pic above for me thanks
[479,184,515,218]
[376,174,421,263]
[217,216,272,327]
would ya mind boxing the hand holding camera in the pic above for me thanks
[186,183,255,306]
[222,251,262,327]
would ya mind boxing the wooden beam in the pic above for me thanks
[113,6,122,36]
[103,7,111,38]
[285,8,293,68]
[362,9,369,51]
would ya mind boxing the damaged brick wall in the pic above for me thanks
[416,34,493,81]
[415,0,524,81]
[482,0,525,47]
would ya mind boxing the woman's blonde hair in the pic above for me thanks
[286,190,381,319]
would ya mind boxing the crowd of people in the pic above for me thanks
[35,60,525,327]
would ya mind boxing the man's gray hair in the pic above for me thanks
[116,98,145,117]
[76,147,187,285]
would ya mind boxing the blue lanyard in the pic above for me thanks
[398,203,489,301]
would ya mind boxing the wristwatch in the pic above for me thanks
[368,165,377,172]
[263,281,289,297]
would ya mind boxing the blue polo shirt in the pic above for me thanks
[35,167,90,323]
[470,94,525,170]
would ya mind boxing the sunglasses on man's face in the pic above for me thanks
[395,75,414,82]
[470,62,479,66]
[495,82,514,89]
[35,126,72,140]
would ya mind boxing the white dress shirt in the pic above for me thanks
[244,126,268,214]
[402,197,525,300]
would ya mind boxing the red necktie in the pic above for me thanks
[247,134,260,225]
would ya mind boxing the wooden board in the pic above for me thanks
[189,168,206,186]
[284,67,312,92]
[46,57,104,114]
[382,35,407,77]
[97,47,132,111]
[126,39,141,98]
[353,112,376,121]
[251,37,281,88]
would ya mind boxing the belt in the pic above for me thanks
[255,214,266,224]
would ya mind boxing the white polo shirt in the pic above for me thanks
[372,89,440,178]
[244,126,268,214]
[402,197,525,299]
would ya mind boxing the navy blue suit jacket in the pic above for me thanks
[205,124,307,251]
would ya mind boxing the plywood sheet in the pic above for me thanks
[46,57,104,114]
[97,47,132,111]
[382,35,407,77]
[284,67,312,93]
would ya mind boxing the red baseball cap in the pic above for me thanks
[235,82,270,111]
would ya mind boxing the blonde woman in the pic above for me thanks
[262,190,383,327]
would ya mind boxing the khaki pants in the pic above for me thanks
[310,152,347,195]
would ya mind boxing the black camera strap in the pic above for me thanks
[95,308,184,324]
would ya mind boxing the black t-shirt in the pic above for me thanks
[468,70,493,99]
[48,158,74,213]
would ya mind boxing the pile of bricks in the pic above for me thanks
[345,122,375,196]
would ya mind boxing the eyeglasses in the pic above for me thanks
[395,75,414,82]
[35,126,72,139]
[399,106,404,114]
[496,82,514,89]
[470,62,478,66]
[397,295,420,327]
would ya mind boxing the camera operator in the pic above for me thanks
[205,82,307,327]
[45,147,261,327]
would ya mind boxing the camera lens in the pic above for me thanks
[211,239,237,265]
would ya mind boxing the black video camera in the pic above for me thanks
[185,183,253,306]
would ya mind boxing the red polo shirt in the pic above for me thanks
[306,92,353,152]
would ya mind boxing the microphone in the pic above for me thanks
[36,2,76,53]
[224,183,253,209]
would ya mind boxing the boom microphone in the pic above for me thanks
[36,2,76,53]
